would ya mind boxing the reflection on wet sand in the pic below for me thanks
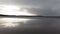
[0,18,31,28]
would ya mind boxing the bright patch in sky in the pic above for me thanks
[0,5,36,16]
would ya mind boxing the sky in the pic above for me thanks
[0,0,60,16]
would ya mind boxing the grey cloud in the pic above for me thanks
[1,0,60,16]
[12,0,60,16]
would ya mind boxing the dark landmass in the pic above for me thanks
[0,14,60,18]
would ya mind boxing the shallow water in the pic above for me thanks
[0,17,59,34]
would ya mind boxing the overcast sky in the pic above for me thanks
[0,0,60,16]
